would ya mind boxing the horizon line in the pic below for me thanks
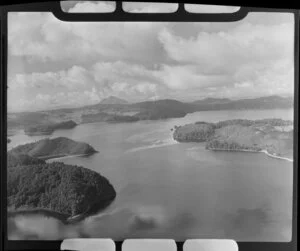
[7,94,293,114]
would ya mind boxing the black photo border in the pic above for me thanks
[0,1,298,251]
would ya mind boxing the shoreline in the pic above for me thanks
[207,147,293,162]
[45,153,92,161]
[38,151,98,161]
[8,196,115,225]
[259,149,293,162]
[7,208,70,224]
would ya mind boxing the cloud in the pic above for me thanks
[185,4,240,13]
[8,90,101,112]
[8,65,91,91]
[8,12,166,65]
[8,61,163,111]
[159,64,227,90]
[158,22,293,74]
[68,1,115,13]
[7,10,295,111]
[123,2,178,13]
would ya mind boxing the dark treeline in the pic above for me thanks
[173,123,215,142]
[206,140,262,151]
[8,157,116,218]
[214,118,293,129]
[24,120,77,136]
[8,137,116,221]
[8,152,45,168]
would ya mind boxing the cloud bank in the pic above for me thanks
[7,5,294,112]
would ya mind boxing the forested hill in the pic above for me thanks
[9,137,97,160]
[7,158,116,220]
[7,140,116,222]
[190,95,293,111]
[173,118,293,158]
[7,152,45,168]
[133,99,191,120]
[24,120,77,136]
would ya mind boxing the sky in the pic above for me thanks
[7,2,294,112]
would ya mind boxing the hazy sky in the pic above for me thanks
[7,2,294,112]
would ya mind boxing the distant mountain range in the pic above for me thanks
[93,95,293,111]
[7,95,294,132]
[192,98,232,105]
[190,95,293,111]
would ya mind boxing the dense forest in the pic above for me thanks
[8,162,116,217]
[173,118,293,158]
[134,108,187,120]
[206,140,262,151]
[24,120,77,136]
[7,153,116,219]
[214,118,293,129]
[8,152,45,168]
[173,122,215,142]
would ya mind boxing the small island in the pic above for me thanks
[7,136,116,223]
[24,120,77,136]
[7,153,116,223]
[173,119,293,160]
[9,137,97,160]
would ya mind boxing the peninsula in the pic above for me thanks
[173,119,293,160]
[8,137,97,160]
[7,138,116,223]
[24,120,77,136]
[7,154,116,223]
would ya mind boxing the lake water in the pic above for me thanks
[8,109,294,241]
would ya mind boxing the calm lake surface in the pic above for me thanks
[8,109,294,241]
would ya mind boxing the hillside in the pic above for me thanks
[173,122,215,142]
[173,119,293,159]
[192,98,232,105]
[9,137,97,160]
[99,96,128,104]
[7,112,50,129]
[7,152,46,168]
[24,120,77,136]
[81,112,139,124]
[191,95,293,111]
[132,99,191,120]
[7,158,116,221]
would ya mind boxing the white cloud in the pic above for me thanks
[159,64,227,90]
[68,1,115,13]
[185,4,240,13]
[123,2,178,13]
[8,12,166,64]
[8,65,91,91]
[158,22,293,74]
[7,10,295,111]
[8,90,102,112]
